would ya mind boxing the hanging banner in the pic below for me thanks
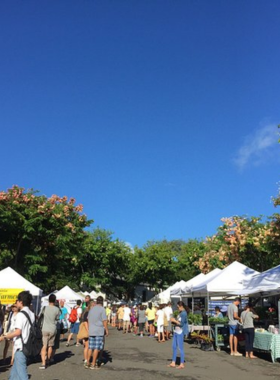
[0,289,24,305]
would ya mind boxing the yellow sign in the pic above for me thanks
[0,289,24,305]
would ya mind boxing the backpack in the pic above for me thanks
[20,310,43,358]
[68,307,78,323]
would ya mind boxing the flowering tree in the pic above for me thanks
[0,186,92,291]
[195,216,278,273]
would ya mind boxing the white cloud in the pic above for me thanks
[233,123,279,169]
[125,241,134,252]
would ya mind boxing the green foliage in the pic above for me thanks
[209,317,229,324]
[188,312,203,325]
[80,228,134,299]
[1,177,280,299]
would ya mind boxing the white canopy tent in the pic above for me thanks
[235,264,280,296]
[41,285,85,314]
[180,268,222,296]
[190,261,259,297]
[148,280,189,303]
[46,285,84,302]
[0,267,43,314]
[170,274,206,296]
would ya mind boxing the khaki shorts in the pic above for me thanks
[42,331,56,347]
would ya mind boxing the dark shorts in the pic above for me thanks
[229,325,239,336]
[138,322,145,331]
[148,319,154,325]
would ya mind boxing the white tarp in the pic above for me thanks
[41,285,84,314]
[180,268,222,295]
[167,280,190,297]
[149,280,187,302]
[51,285,84,302]
[191,261,259,296]
[236,264,280,296]
[170,274,206,296]
[0,267,42,296]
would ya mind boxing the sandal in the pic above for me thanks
[176,365,185,369]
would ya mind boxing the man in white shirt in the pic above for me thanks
[122,304,131,334]
[0,291,35,380]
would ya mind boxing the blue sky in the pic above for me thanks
[1,0,280,247]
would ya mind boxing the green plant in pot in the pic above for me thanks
[188,312,203,325]
[209,316,228,324]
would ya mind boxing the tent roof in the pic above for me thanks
[237,264,280,296]
[54,286,84,301]
[192,261,259,296]
[180,273,206,293]
[0,267,42,296]
[169,280,189,295]
[180,269,222,295]
[170,274,206,296]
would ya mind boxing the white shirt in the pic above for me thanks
[9,313,18,332]
[123,307,131,321]
[76,307,82,323]
[164,306,173,321]
[13,307,35,353]
[156,309,164,325]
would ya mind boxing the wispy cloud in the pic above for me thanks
[164,182,177,187]
[233,123,279,169]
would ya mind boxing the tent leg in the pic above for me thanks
[192,294,194,313]
[207,292,210,337]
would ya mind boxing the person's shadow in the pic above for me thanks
[100,350,112,365]
[0,358,11,375]
[50,350,74,365]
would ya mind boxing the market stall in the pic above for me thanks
[184,262,259,351]
[0,267,42,314]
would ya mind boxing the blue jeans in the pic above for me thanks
[9,350,28,380]
[172,332,185,364]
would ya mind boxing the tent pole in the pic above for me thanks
[192,293,194,313]
[207,291,210,336]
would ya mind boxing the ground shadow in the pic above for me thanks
[0,359,11,375]
[101,349,113,365]
[52,350,75,365]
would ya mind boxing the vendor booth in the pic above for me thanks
[41,285,84,317]
[0,267,42,315]
[230,264,280,362]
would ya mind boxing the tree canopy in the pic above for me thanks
[0,184,280,298]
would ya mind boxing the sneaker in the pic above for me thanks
[90,364,100,370]
[39,365,46,370]
[76,343,81,347]
[234,352,243,357]
[84,363,89,369]
[66,342,69,347]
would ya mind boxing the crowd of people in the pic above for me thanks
[0,290,263,379]
[0,293,189,378]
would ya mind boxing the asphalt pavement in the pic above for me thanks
[0,327,279,380]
